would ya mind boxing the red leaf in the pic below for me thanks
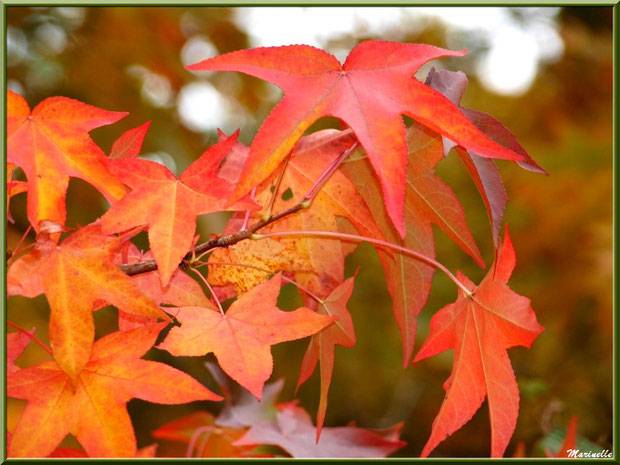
[234,403,406,458]
[296,277,356,439]
[158,273,335,399]
[7,324,221,458]
[413,227,543,457]
[425,68,545,247]
[100,132,259,285]
[189,41,524,237]
[108,121,151,159]
[7,91,127,231]
[7,222,167,381]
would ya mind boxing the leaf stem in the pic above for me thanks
[189,268,225,316]
[252,230,473,297]
[7,321,53,355]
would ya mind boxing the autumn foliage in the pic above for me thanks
[6,40,545,458]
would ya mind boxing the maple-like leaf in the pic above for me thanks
[413,228,543,457]
[341,121,482,366]
[108,121,151,159]
[7,222,167,381]
[100,131,259,285]
[158,273,335,399]
[188,41,525,237]
[234,403,406,458]
[425,68,546,246]
[7,323,221,458]
[296,277,356,439]
[7,90,127,230]
[8,328,35,375]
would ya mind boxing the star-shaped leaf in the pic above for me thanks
[7,323,221,458]
[158,273,335,398]
[189,41,525,237]
[7,222,167,381]
[413,227,543,457]
[7,90,127,230]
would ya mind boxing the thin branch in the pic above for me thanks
[7,321,53,355]
[252,230,473,297]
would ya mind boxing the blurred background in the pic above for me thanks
[6,6,613,458]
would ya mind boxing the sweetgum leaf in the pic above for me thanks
[7,222,167,381]
[7,324,221,458]
[158,273,334,399]
[188,41,525,237]
[7,91,127,231]
[413,228,543,457]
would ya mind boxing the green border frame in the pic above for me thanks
[2,3,617,463]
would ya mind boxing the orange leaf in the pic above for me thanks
[7,323,221,458]
[101,131,259,285]
[7,222,167,381]
[189,41,524,237]
[158,273,335,399]
[413,228,543,457]
[7,91,127,231]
